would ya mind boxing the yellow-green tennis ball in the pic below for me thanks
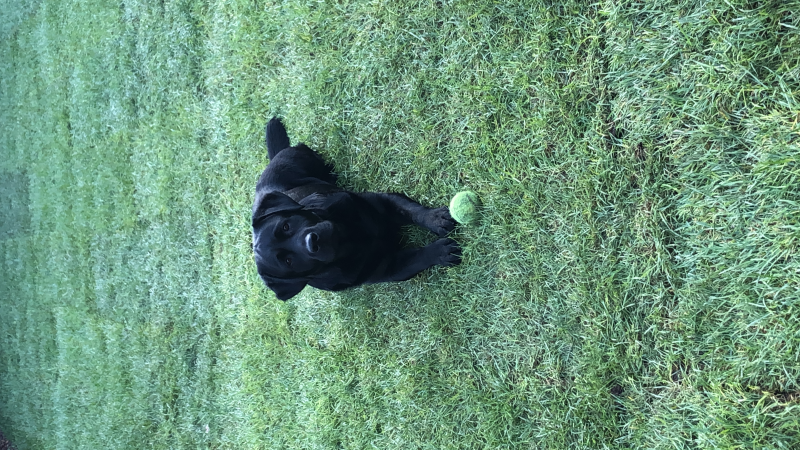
[449,191,481,225]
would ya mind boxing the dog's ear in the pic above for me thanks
[252,191,302,225]
[261,276,308,301]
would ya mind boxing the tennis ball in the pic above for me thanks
[449,191,481,225]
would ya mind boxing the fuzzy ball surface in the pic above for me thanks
[449,191,481,225]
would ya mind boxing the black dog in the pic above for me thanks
[252,118,461,300]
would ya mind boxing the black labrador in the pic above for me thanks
[252,118,461,300]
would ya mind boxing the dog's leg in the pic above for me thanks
[370,238,461,283]
[364,193,457,237]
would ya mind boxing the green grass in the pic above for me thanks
[1,0,799,448]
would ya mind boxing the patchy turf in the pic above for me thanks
[0,429,18,450]
[1,0,799,448]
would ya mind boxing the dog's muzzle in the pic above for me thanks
[305,232,320,254]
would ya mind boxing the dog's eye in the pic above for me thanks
[285,257,292,267]
[282,222,290,232]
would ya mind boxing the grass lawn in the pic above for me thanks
[1,0,799,448]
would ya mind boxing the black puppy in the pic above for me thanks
[252,118,461,300]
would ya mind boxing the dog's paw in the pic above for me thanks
[433,238,462,267]
[426,207,457,237]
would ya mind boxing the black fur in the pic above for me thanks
[253,118,461,300]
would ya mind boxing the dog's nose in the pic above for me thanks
[305,232,319,253]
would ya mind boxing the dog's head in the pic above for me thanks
[252,191,342,300]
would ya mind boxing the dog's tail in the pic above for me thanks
[266,117,291,160]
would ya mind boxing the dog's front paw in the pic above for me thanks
[426,207,457,237]
[433,238,462,267]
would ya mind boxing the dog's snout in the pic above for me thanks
[305,232,319,253]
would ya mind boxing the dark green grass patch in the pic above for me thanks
[1,0,799,448]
